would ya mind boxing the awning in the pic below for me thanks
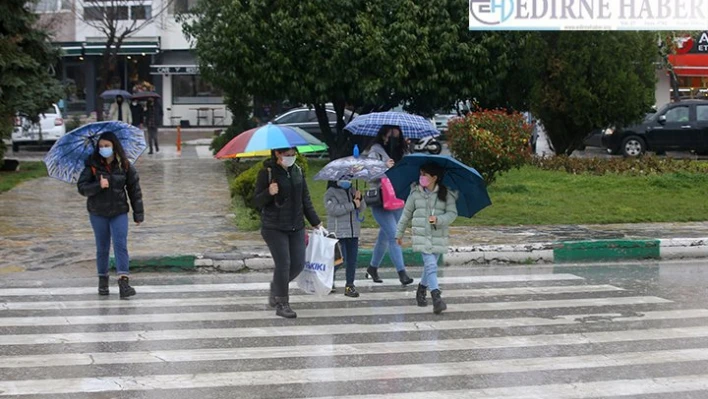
[56,41,160,57]
[668,53,708,77]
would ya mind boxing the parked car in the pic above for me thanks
[11,104,66,152]
[271,106,357,140]
[602,101,708,157]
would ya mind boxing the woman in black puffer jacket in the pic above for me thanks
[77,132,144,299]
[253,147,321,319]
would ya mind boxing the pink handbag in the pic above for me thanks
[381,177,405,211]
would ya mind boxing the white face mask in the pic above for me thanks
[281,156,296,167]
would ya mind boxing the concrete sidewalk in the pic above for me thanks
[2,142,708,274]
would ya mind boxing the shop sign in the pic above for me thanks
[150,66,199,75]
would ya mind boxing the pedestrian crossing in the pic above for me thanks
[1,269,707,398]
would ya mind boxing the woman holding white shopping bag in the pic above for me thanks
[253,147,322,319]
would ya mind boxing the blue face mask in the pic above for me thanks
[337,180,352,190]
[99,147,114,159]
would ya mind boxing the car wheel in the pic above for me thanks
[11,143,19,153]
[621,136,645,157]
[427,142,442,155]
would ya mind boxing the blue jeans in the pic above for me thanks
[89,213,130,276]
[370,206,406,272]
[338,238,359,286]
[420,253,440,291]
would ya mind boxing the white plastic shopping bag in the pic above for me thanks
[297,228,339,296]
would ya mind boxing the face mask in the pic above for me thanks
[419,176,431,187]
[337,180,352,190]
[281,156,296,168]
[99,147,113,159]
[132,101,137,106]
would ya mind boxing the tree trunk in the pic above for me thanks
[669,69,681,102]
[314,102,351,160]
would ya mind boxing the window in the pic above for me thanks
[32,0,70,12]
[664,106,690,123]
[173,0,198,13]
[276,110,309,124]
[130,5,151,19]
[172,75,223,104]
[697,106,708,122]
[84,3,149,20]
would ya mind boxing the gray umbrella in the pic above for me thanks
[314,156,388,182]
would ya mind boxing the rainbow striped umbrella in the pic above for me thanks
[214,123,326,159]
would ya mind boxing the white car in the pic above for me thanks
[11,104,65,152]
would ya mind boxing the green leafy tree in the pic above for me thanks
[182,0,526,158]
[526,32,657,155]
[0,0,63,162]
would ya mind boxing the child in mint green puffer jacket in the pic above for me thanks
[396,162,458,314]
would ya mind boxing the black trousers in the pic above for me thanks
[148,127,159,152]
[261,228,306,298]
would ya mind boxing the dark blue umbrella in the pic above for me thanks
[43,121,147,183]
[100,89,132,99]
[385,154,491,218]
[345,111,439,139]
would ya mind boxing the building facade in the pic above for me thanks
[38,0,231,127]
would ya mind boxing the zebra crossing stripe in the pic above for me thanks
[0,274,584,296]
[308,374,708,399]
[0,296,670,327]
[2,326,708,369]
[2,308,705,346]
[0,284,624,311]
[1,348,707,395]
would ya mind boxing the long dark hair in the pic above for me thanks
[92,131,129,170]
[364,124,407,162]
[420,162,448,202]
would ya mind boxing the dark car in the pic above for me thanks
[271,106,357,140]
[601,101,708,157]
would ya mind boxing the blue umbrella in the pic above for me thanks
[100,89,132,99]
[345,111,439,139]
[385,154,491,218]
[43,121,147,183]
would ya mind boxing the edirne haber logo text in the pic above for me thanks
[469,0,708,29]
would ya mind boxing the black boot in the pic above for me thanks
[416,284,428,307]
[117,276,136,299]
[345,284,360,298]
[366,266,383,283]
[431,289,447,314]
[398,270,414,286]
[274,296,297,319]
[98,276,109,296]
[268,282,276,308]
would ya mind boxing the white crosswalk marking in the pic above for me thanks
[0,270,707,398]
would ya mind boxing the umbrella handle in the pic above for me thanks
[355,209,365,223]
